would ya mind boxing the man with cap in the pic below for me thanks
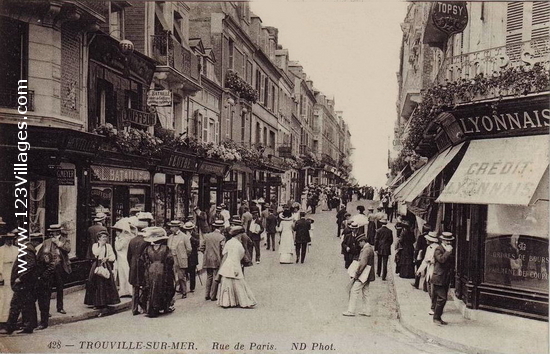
[0,233,43,334]
[341,222,360,269]
[336,205,347,238]
[193,206,210,236]
[342,234,375,317]
[199,220,225,301]
[413,224,432,289]
[432,232,454,325]
[87,213,108,260]
[37,224,71,316]
[241,207,253,234]
[35,227,61,330]
[248,212,264,264]
[374,218,393,281]
[293,212,313,264]
[167,221,192,299]
[127,229,148,315]
[212,206,225,228]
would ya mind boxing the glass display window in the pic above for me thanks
[484,203,549,293]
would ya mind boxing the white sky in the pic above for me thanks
[251,0,408,187]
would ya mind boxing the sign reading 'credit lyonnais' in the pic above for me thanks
[437,135,549,206]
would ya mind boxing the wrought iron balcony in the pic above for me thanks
[437,38,550,87]
[0,89,34,111]
[151,33,201,91]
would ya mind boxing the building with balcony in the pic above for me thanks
[392,1,549,320]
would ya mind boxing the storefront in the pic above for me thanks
[196,159,228,212]
[432,95,549,320]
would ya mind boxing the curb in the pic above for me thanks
[49,300,132,327]
[390,274,501,354]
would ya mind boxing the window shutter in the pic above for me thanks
[203,114,208,142]
[506,2,524,60]
[532,2,550,41]
[215,119,219,144]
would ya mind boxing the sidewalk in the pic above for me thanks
[47,285,132,326]
[390,248,548,354]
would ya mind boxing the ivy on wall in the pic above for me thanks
[391,63,550,174]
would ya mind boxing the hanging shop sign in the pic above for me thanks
[431,1,468,36]
[57,169,75,185]
[278,146,292,158]
[161,151,197,172]
[91,165,150,183]
[147,90,172,107]
[121,107,157,126]
[197,161,227,176]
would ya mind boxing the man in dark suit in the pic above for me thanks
[336,205,347,238]
[342,234,375,317]
[432,232,455,325]
[265,208,278,251]
[127,229,148,315]
[51,226,71,314]
[293,212,313,264]
[374,218,393,281]
[0,234,42,334]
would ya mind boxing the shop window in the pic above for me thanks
[90,187,113,229]
[129,188,146,214]
[484,203,549,293]
[0,17,28,110]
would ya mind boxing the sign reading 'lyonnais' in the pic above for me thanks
[459,108,550,136]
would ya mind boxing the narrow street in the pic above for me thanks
[1,200,463,354]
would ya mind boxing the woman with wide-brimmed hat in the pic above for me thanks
[113,218,137,298]
[217,226,257,309]
[139,227,175,317]
[278,209,296,264]
[0,229,19,322]
[84,230,120,316]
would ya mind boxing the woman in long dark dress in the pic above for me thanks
[397,222,416,278]
[139,227,175,317]
[84,231,120,315]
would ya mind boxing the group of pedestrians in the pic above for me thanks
[338,202,455,325]
[0,223,71,335]
[410,224,455,325]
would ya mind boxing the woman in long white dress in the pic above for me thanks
[217,226,257,308]
[0,232,19,322]
[113,218,137,297]
[278,210,295,264]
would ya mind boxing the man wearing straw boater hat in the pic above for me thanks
[167,220,192,299]
[0,233,43,335]
[199,220,225,301]
[432,232,455,325]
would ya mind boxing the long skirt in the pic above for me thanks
[217,277,257,308]
[84,261,120,307]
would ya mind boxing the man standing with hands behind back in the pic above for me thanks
[432,232,455,325]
